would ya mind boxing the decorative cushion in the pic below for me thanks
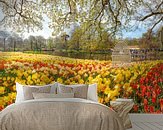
[57,84,88,99]
[32,93,74,99]
[15,82,57,103]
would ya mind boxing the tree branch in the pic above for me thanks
[140,11,163,21]
[151,16,163,31]
[68,0,72,14]
[107,0,115,19]
[0,0,9,6]
[0,15,7,23]
[94,7,104,21]
[156,1,163,10]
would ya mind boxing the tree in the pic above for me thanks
[0,0,162,37]
[125,38,140,46]
[137,29,160,48]
[53,36,62,50]
[96,30,114,50]
[28,35,36,51]
[7,36,15,51]
[11,32,21,51]
[35,36,46,51]
[0,0,43,32]
[23,38,30,50]
[0,30,10,51]
[16,36,23,51]
[47,37,54,50]
[68,22,114,52]
[68,27,82,50]
[26,35,46,51]
[61,33,69,51]
[157,26,163,49]
[0,38,4,49]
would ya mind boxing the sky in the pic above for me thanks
[122,28,146,39]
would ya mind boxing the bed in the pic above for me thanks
[0,98,125,130]
[0,82,125,130]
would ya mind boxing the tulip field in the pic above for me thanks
[0,52,163,113]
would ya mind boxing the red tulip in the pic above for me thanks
[144,99,148,105]
[152,98,156,104]
[145,78,149,83]
[132,84,138,90]
[160,99,163,112]
[140,77,145,84]
[141,86,146,97]
[156,110,161,113]
[147,86,152,91]
[156,88,161,95]
[146,91,151,98]
[152,91,157,98]
[133,104,139,112]
[149,106,154,113]
[144,105,149,113]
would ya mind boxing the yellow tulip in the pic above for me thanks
[32,73,39,80]
[27,75,32,81]
[57,78,63,83]
[105,97,110,103]
[0,98,4,106]
[88,76,93,82]
[7,77,10,80]
[127,87,132,93]
[79,79,84,84]
[2,77,6,81]
[123,83,130,90]
[3,81,9,87]
[0,87,5,95]
[105,79,111,86]
[11,77,15,81]
[104,87,110,94]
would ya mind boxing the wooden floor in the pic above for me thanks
[127,114,163,130]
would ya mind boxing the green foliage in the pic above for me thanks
[68,23,114,51]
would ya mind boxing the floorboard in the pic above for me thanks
[127,114,163,130]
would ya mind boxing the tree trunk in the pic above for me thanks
[159,27,163,49]
[14,41,16,52]
[31,42,33,50]
[77,40,80,51]
[3,38,5,51]
[65,38,67,51]
[40,44,42,52]
[36,39,38,51]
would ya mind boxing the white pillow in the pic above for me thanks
[87,83,98,102]
[57,83,98,102]
[15,82,58,103]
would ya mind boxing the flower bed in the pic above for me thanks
[0,52,162,112]
[131,63,163,113]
